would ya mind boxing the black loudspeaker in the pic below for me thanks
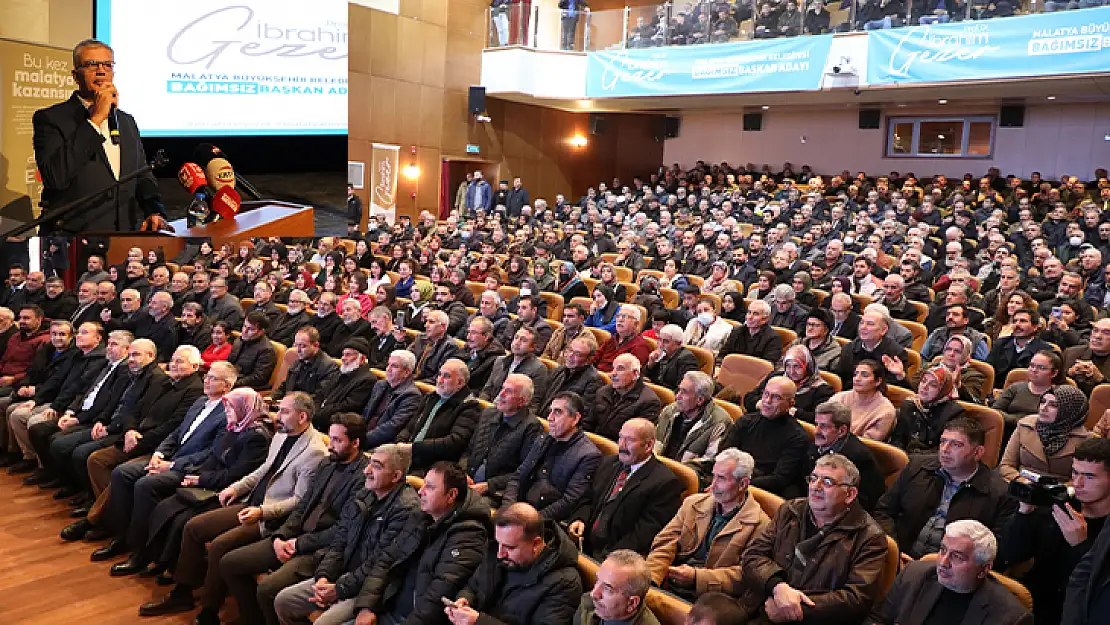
[468,86,486,113]
[665,116,681,138]
[589,113,607,135]
[1000,104,1025,127]
[859,109,881,129]
[742,112,763,131]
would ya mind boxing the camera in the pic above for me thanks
[1008,470,1078,508]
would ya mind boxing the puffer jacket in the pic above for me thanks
[355,490,491,615]
[741,498,890,624]
[315,482,421,601]
[462,407,543,505]
[504,429,602,522]
[459,522,582,625]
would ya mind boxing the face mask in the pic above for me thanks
[1070,236,1083,247]
[461,231,471,239]
[520,288,531,296]
[697,312,715,327]
[844,237,855,246]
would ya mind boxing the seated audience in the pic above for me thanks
[572,550,657,625]
[645,323,701,390]
[809,401,885,511]
[403,309,460,383]
[741,345,835,423]
[655,371,732,471]
[890,365,966,454]
[831,360,897,441]
[590,353,662,441]
[480,326,550,414]
[720,376,811,498]
[228,312,278,391]
[1000,384,1091,482]
[987,308,1054,389]
[718,299,782,365]
[462,373,543,507]
[396,358,480,474]
[271,327,339,407]
[595,306,652,373]
[1063,317,1110,395]
[683,297,733,358]
[539,337,602,416]
[541,302,595,365]
[362,350,422,449]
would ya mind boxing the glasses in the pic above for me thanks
[78,60,115,70]
[806,474,852,488]
[1028,364,1052,371]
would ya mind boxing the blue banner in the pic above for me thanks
[867,7,1110,85]
[585,36,834,97]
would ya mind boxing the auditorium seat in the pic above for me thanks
[658,456,700,500]
[750,485,784,517]
[918,554,1033,610]
[686,345,715,377]
[266,341,293,395]
[713,398,744,423]
[497,285,520,303]
[1088,384,1110,430]
[966,360,995,399]
[861,437,910,488]
[647,382,675,407]
[957,401,1005,467]
[876,535,901,604]
[884,385,914,410]
[819,371,842,392]
[898,320,927,353]
[659,287,679,309]
[772,326,797,348]
[537,291,565,322]
[717,354,773,399]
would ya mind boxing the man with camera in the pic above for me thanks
[998,438,1110,625]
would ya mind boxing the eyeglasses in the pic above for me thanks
[78,60,115,70]
[806,474,852,488]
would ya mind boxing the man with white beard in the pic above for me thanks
[270,289,313,347]
[314,338,375,430]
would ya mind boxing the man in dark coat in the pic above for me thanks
[269,290,313,347]
[404,309,460,383]
[569,418,684,559]
[718,300,783,365]
[176,303,212,353]
[808,402,885,511]
[986,308,1053,389]
[589,354,662,441]
[315,338,375,428]
[325,300,373,358]
[462,374,543,507]
[462,317,506,393]
[396,359,481,474]
[644,325,700,390]
[835,309,911,390]
[480,326,550,415]
[538,336,603,416]
[272,326,339,407]
[228,312,277,391]
[363,350,423,450]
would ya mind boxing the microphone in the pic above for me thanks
[179,162,213,225]
[177,162,208,195]
[211,186,241,221]
[192,143,224,168]
[108,104,120,145]
[205,157,236,192]
[193,143,262,200]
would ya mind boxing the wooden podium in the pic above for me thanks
[97,201,314,264]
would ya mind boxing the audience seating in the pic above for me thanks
[750,485,784,517]
[659,287,679,309]
[647,383,676,407]
[587,327,612,346]
[966,360,996,399]
[538,291,565,322]
[876,536,901,604]
[659,456,700,500]
[862,438,910,488]
[957,402,1005,467]
[898,320,927,353]
[1089,384,1110,431]
[910,301,929,323]
[267,341,291,393]
[884,385,914,410]
[686,346,715,377]
[713,398,744,423]
[772,326,797,347]
[497,285,520,303]
[577,555,691,625]
[717,354,774,399]
[819,371,842,392]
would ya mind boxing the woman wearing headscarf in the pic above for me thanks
[532,258,555,292]
[1000,384,1091,482]
[505,255,530,288]
[740,345,834,423]
[719,291,747,323]
[890,366,966,454]
[554,261,589,300]
[792,271,819,310]
[754,270,777,301]
[139,388,271,579]
[926,334,986,403]
[585,283,622,334]
[596,262,627,303]
[448,267,476,308]
[634,275,665,320]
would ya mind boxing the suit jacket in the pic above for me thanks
[229,426,330,530]
[33,92,164,233]
[69,300,104,327]
[644,346,700,390]
[589,379,663,441]
[207,294,244,329]
[465,340,507,393]
[102,362,170,441]
[49,345,108,411]
[865,561,1032,625]
[832,311,861,340]
[538,364,602,416]
[325,318,373,357]
[720,324,783,365]
[156,397,227,470]
[273,350,340,404]
[363,377,423,449]
[988,337,1054,389]
[397,388,481,471]
[118,371,205,457]
[229,336,277,390]
[176,319,212,353]
[572,455,685,559]
[271,310,313,347]
[480,353,550,414]
[409,334,460,383]
[462,406,543,505]
[67,359,131,425]
[366,331,400,370]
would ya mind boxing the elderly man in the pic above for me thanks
[646,323,700,389]
[655,371,732,471]
[873,417,1016,559]
[403,309,460,383]
[270,289,313,347]
[462,374,543,508]
[205,278,243,329]
[272,327,339,408]
[41,276,77,321]
[573,551,658,625]
[808,401,884,511]
[139,393,328,620]
[397,358,481,474]
[920,304,990,361]
[740,454,889,624]
[539,336,602,416]
[69,281,103,326]
[459,290,510,342]
[228,312,278,391]
[721,376,810,498]
[97,280,123,320]
[498,295,553,356]
[176,302,213,353]
[462,316,507,393]
[315,338,375,427]
[167,272,192,315]
[426,283,468,337]
[719,299,783,365]
[590,353,662,441]
[835,308,910,390]
[310,293,343,350]
[480,326,550,414]
[829,292,861,340]
[595,307,652,373]
[247,282,282,326]
[988,308,1054,390]
[542,303,596,365]
[570,418,684,559]
[876,273,919,321]
[505,391,602,522]
[866,520,1032,625]
[648,448,770,600]
[362,349,422,451]
[325,300,373,357]
[769,285,808,335]
[1064,317,1110,395]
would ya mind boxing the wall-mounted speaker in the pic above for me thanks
[664,116,681,138]
[742,112,763,131]
[859,109,881,129]
[1000,104,1025,128]
[589,113,607,135]
[468,86,486,114]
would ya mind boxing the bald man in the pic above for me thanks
[568,418,685,559]
[720,376,811,498]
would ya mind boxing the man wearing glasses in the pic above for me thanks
[33,38,167,233]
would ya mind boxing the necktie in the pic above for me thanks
[416,340,432,375]
[593,465,630,533]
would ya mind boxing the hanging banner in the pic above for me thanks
[867,7,1110,85]
[585,35,834,98]
[370,143,399,225]
[0,38,75,227]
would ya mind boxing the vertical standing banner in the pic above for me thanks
[370,143,399,225]
[867,7,1110,85]
[0,38,75,226]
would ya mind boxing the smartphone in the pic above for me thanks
[1051,307,1062,320]
[396,310,406,329]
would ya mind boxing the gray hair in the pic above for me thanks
[715,448,755,480]
[614,352,642,375]
[659,324,684,342]
[622,305,642,323]
[372,442,413,475]
[0,307,13,322]
[481,290,503,306]
[772,284,796,303]
[72,38,113,68]
[210,361,238,386]
[286,391,316,421]
[174,345,203,366]
[504,373,535,403]
[389,349,417,372]
[749,299,771,316]
[684,371,715,402]
[815,401,852,430]
[182,302,204,317]
[131,338,156,358]
[603,550,653,600]
[108,329,134,347]
[427,309,449,326]
[944,519,998,565]
[815,453,860,487]
[443,358,471,384]
[470,316,494,337]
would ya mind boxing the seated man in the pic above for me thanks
[740,454,890,624]
[919,304,990,361]
[246,282,282,326]
[269,289,313,347]
[505,391,602,522]
[720,376,811,498]
[402,309,460,383]
[569,417,684,559]
[538,336,602,416]
[835,309,910,390]
[310,294,343,351]
[0,319,75,463]
[542,302,595,365]
[589,353,662,441]
[648,448,770,600]
[396,358,481,474]
[986,308,1053,389]
[176,302,213,352]
[497,295,553,356]
[1063,317,1110,395]
[595,307,652,373]
[718,299,783,365]
[644,323,700,390]
[218,413,370,625]
[655,371,732,472]
[873,417,1016,559]
[463,316,506,393]
[272,327,339,407]
[808,401,885,512]
[362,350,423,450]
[346,462,490,625]
[365,305,401,370]
[205,278,243,329]
[573,550,657,625]
[829,292,862,340]
[228,311,278,391]
[272,443,420,625]
[462,374,542,508]
[325,300,373,357]
[866,520,1031,625]
[446,503,582,625]
[139,392,329,619]
[314,338,375,428]
[480,326,550,414]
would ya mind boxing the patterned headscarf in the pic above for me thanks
[1036,385,1089,456]
[224,387,267,433]
[919,366,956,406]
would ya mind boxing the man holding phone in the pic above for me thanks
[1064,318,1110,394]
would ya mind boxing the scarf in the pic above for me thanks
[1036,385,1088,456]
[914,367,956,409]
[224,387,266,432]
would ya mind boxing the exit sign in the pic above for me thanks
[466,144,480,154]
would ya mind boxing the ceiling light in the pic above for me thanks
[761,105,770,110]
[938,99,947,104]
[1047,95,1056,100]
[937,134,945,139]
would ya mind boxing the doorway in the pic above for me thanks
[440,157,500,219]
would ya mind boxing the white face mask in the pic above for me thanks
[697,312,715,327]
[1069,236,1083,247]
[844,237,855,246]
[520,288,531,296]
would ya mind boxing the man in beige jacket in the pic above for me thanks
[646,448,770,600]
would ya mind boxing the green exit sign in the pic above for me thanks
[466,144,480,154]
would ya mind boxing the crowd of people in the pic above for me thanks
[1,158,1110,625]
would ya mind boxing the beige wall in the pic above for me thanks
[0,0,92,48]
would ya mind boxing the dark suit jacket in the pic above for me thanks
[988,337,1054,389]
[832,311,861,340]
[366,331,401,370]
[69,301,103,327]
[271,310,313,347]
[121,371,205,458]
[644,346,700,390]
[397,388,481,471]
[865,561,1032,625]
[462,407,543,505]
[409,334,460,383]
[480,353,550,415]
[363,378,423,449]
[325,318,373,357]
[538,364,602,416]
[49,345,108,411]
[33,92,164,233]
[465,341,507,393]
[572,454,684,559]
[229,336,277,390]
[273,349,340,404]
[102,363,170,441]
[272,454,371,556]
[316,363,375,425]
[67,359,131,425]
[155,397,227,470]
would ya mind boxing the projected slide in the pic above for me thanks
[96,0,348,136]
